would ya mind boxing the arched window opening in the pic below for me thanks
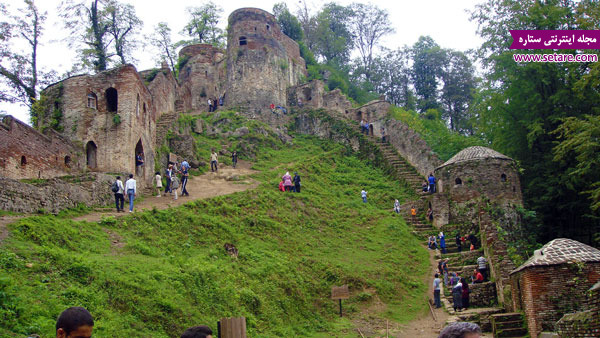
[239,36,247,46]
[135,138,145,176]
[87,92,97,109]
[86,141,97,169]
[21,156,27,166]
[143,102,147,115]
[136,94,140,116]
[266,24,270,31]
[64,155,71,167]
[105,88,118,112]
[455,177,462,185]
[501,173,507,182]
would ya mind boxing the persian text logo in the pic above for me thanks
[513,53,598,63]
[509,30,600,50]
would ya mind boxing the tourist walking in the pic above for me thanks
[208,98,213,112]
[427,207,434,221]
[293,172,301,193]
[452,278,463,312]
[153,171,162,197]
[439,231,446,254]
[394,199,400,214]
[428,173,436,193]
[210,149,218,172]
[442,258,449,285]
[180,160,190,196]
[231,151,238,168]
[282,172,293,192]
[455,233,462,252]
[113,176,125,212]
[361,189,367,203]
[171,174,180,200]
[461,277,470,310]
[468,233,478,250]
[411,206,417,223]
[433,273,442,308]
[125,174,136,212]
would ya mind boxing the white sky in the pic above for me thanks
[0,0,485,124]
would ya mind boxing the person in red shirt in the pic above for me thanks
[472,268,484,283]
[270,103,275,113]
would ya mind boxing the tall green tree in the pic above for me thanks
[440,50,476,133]
[470,0,600,245]
[149,22,176,74]
[0,0,47,109]
[313,3,354,66]
[104,0,142,65]
[349,3,394,81]
[180,2,224,47]
[411,36,445,113]
[369,47,415,110]
[273,3,303,42]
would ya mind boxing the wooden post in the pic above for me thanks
[218,317,246,338]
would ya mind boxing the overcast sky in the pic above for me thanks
[0,0,485,124]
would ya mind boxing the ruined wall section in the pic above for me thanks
[0,115,83,180]
[142,65,178,118]
[178,44,226,112]
[225,8,306,113]
[41,65,156,185]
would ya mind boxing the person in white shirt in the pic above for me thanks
[125,174,137,212]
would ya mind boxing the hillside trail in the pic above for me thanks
[73,160,258,223]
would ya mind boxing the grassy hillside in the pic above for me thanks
[0,135,429,337]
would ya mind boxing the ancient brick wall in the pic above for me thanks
[0,173,114,213]
[511,264,600,338]
[143,66,178,118]
[41,65,156,186]
[178,44,226,112]
[0,115,82,180]
[287,81,325,109]
[225,8,306,113]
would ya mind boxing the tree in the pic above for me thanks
[104,0,142,65]
[313,3,354,66]
[295,0,317,51]
[0,0,47,108]
[180,2,224,47]
[440,50,476,133]
[411,36,445,113]
[149,22,176,74]
[349,3,394,81]
[273,3,303,42]
[369,47,415,110]
[61,0,111,72]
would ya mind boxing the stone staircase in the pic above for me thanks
[491,313,527,337]
[368,137,425,192]
[155,111,180,147]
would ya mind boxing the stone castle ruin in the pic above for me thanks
[1,7,597,336]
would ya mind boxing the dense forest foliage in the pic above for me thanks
[0,0,598,247]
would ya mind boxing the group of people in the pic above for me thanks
[111,174,137,213]
[278,171,301,192]
[207,96,224,112]
[433,254,488,312]
[428,232,478,252]
[359,119,371,135]
[269,103,288,114]
[54,306,213,338]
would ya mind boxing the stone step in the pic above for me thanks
[494,320,525,330]
[491,313,524,323]
[495,327,528,337]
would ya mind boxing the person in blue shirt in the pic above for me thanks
[180,160,190,196]
[428,173,436,194]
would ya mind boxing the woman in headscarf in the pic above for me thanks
[282,172,293,192]
[461,277,470,310]
[452,277,463,312]
[393,199,401,214]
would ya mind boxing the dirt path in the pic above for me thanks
[74,160,259,223]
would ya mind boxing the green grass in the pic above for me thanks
[0,135,429,337]
[388,106,485,161]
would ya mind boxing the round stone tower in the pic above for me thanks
[225,8,306,112]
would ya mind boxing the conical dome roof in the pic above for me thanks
[437,146,513,169]
[511,238,600,274]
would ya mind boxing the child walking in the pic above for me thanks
[154,171,162,197]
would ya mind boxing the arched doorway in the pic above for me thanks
[86,141,97,169]
[105,88,118,112]
[135,138,144,176]
[369,124,374,136]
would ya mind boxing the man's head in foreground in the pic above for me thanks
[56,307,93,338]
[181,325,213,338]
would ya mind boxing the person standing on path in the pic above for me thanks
[428,173,436,193]
[439,231,446,254]
[231,151,238,169]
[394,199,400,214]
[293,172,301,193]
[113,176,125,212]
[165,164,173,195]
[460,277,470,310]
[411,206,417,223]
[282,172,293,192]
[180,160,190,196]
[153,172,162,197]
[433,273,442,308]
[477,255,488,281]
[171,174,180,200]
[210,150,218,172]
[442,258,449,286]
[452,278,463,312]
[125,174,136,212]
[455,233,462,252]
[361,189,367,203]
[208,98,213,112]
